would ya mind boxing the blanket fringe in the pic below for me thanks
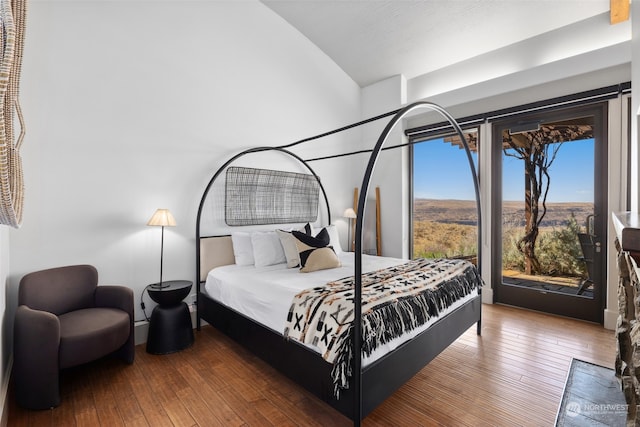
[331,261,482,397]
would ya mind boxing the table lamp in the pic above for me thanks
[147,208,177,289]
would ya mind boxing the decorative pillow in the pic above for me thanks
[325,224,343,254]
[276,230,300,268]
[251,231,286,267]
[231,232,254,266]
[292,228,341,273]
[302,222,312,235]
[276,223,313,268]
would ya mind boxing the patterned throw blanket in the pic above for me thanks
[283,258,482,396]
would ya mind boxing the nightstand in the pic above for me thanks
[146,280,194,354]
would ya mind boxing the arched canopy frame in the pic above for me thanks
[195,146,332,294]
[194,101,482,426]
[351,101,481,423]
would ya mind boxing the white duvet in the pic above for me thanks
[204,252,477,365]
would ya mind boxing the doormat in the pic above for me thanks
[555,358,626,426]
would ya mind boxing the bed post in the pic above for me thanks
[354,101,481,426]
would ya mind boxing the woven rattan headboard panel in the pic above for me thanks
[199,236,235,282]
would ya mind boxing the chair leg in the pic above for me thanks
[14,307,61,409]
[14,355,60,410]
[113,332,135,364]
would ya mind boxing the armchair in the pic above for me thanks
[13,264,134,410]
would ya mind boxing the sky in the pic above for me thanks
[413,137,595,203]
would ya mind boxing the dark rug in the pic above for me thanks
[555,358,627,426]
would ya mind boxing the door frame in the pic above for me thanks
[491,102,608,323]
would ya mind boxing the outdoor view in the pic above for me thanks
[413,132,479,261]
[413,120,595,298]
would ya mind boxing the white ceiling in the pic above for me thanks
[262,0,613,88]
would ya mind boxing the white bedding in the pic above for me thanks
[204,252,478,365]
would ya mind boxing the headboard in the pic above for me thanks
[199,235,235,283]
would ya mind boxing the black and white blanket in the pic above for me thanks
[283,257,482,396]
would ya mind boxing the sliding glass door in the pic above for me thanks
[492,103,607,323]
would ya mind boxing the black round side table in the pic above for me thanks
[146,280,194,355]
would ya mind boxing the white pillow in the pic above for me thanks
[276,229,301,268]
[325,224,343,254]
[231,232,254,266]
[276,224,311,268]
[251,231,286,267]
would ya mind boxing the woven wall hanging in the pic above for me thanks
[0,0,26,228]
[224,166,320,226]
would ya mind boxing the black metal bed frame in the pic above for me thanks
[195,101,482,425]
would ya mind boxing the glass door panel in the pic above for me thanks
[493,105,606,323]
[411,130,479,262]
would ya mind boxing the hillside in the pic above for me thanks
[413,220,477,258]
[413,199,593,228]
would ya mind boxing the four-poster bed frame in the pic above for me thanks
[195,101,482,425]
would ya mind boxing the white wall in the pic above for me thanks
[6,0,360,354]
[359,75,407,258]
[408,12,630,107]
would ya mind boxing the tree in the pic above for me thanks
[503,124,593,275]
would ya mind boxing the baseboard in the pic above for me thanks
[481,286,494,304]
[603,308,617,331]
[134,320,150,346]
[0,355,12,427]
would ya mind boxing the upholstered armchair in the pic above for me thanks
[13,264,134,410]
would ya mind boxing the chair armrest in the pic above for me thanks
[13,305,61,408]
[95,285,134,315]
[14,305,60,347]
[96,285,135,364]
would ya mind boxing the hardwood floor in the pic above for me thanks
[7,304,616,426]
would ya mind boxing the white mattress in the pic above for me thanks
[204,252,478,364]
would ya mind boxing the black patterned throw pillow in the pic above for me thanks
[292,227,341,273]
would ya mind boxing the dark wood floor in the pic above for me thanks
[7,304,616,426]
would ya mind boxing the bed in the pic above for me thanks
[195,101,483,425]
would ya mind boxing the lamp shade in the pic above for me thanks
[343,208,357,219]
[147,209,177,227]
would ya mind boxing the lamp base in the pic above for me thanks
[149,282,170,289]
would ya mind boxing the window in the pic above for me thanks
[411,129,479,261]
